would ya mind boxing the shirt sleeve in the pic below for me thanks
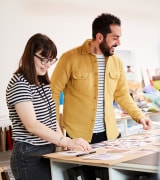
[7,81,32,106]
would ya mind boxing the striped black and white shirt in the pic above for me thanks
[6,73,57,145]
[93,55,106,133]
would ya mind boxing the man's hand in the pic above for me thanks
[139,117,152,130]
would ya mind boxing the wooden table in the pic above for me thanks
[44,129,160,180]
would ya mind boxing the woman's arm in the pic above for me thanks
[15,101,91,151]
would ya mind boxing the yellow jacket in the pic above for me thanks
[50,39,144,141]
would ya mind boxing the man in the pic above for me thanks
[50,13,152,144]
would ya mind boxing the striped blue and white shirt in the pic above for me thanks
[6,73,57,145]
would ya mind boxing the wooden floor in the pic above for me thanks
[0,151,15,179]
[0,150,11,169]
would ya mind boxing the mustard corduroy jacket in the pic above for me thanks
[50,39,144,141]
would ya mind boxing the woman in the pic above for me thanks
[6,33,91,180]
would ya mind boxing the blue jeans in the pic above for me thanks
[10,141,55,180]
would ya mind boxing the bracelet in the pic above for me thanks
[58,136,65,147]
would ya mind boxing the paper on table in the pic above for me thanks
[57,150,96,157]
[152,121,160,126]
[82,153,124,160]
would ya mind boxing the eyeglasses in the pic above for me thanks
[34,54,58,65]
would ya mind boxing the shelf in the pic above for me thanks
[116,112,160,137]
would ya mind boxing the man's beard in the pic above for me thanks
[99,40,116,57]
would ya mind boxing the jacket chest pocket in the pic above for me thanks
[109,71,120,92]
[72,71,90,91]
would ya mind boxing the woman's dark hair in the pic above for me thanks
[92,13,121,39]
[15,33,57,85]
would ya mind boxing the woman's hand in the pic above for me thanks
[60,137,92,151]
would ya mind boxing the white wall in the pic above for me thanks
[1,0,160,115]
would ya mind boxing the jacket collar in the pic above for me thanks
[81,39,92,55]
